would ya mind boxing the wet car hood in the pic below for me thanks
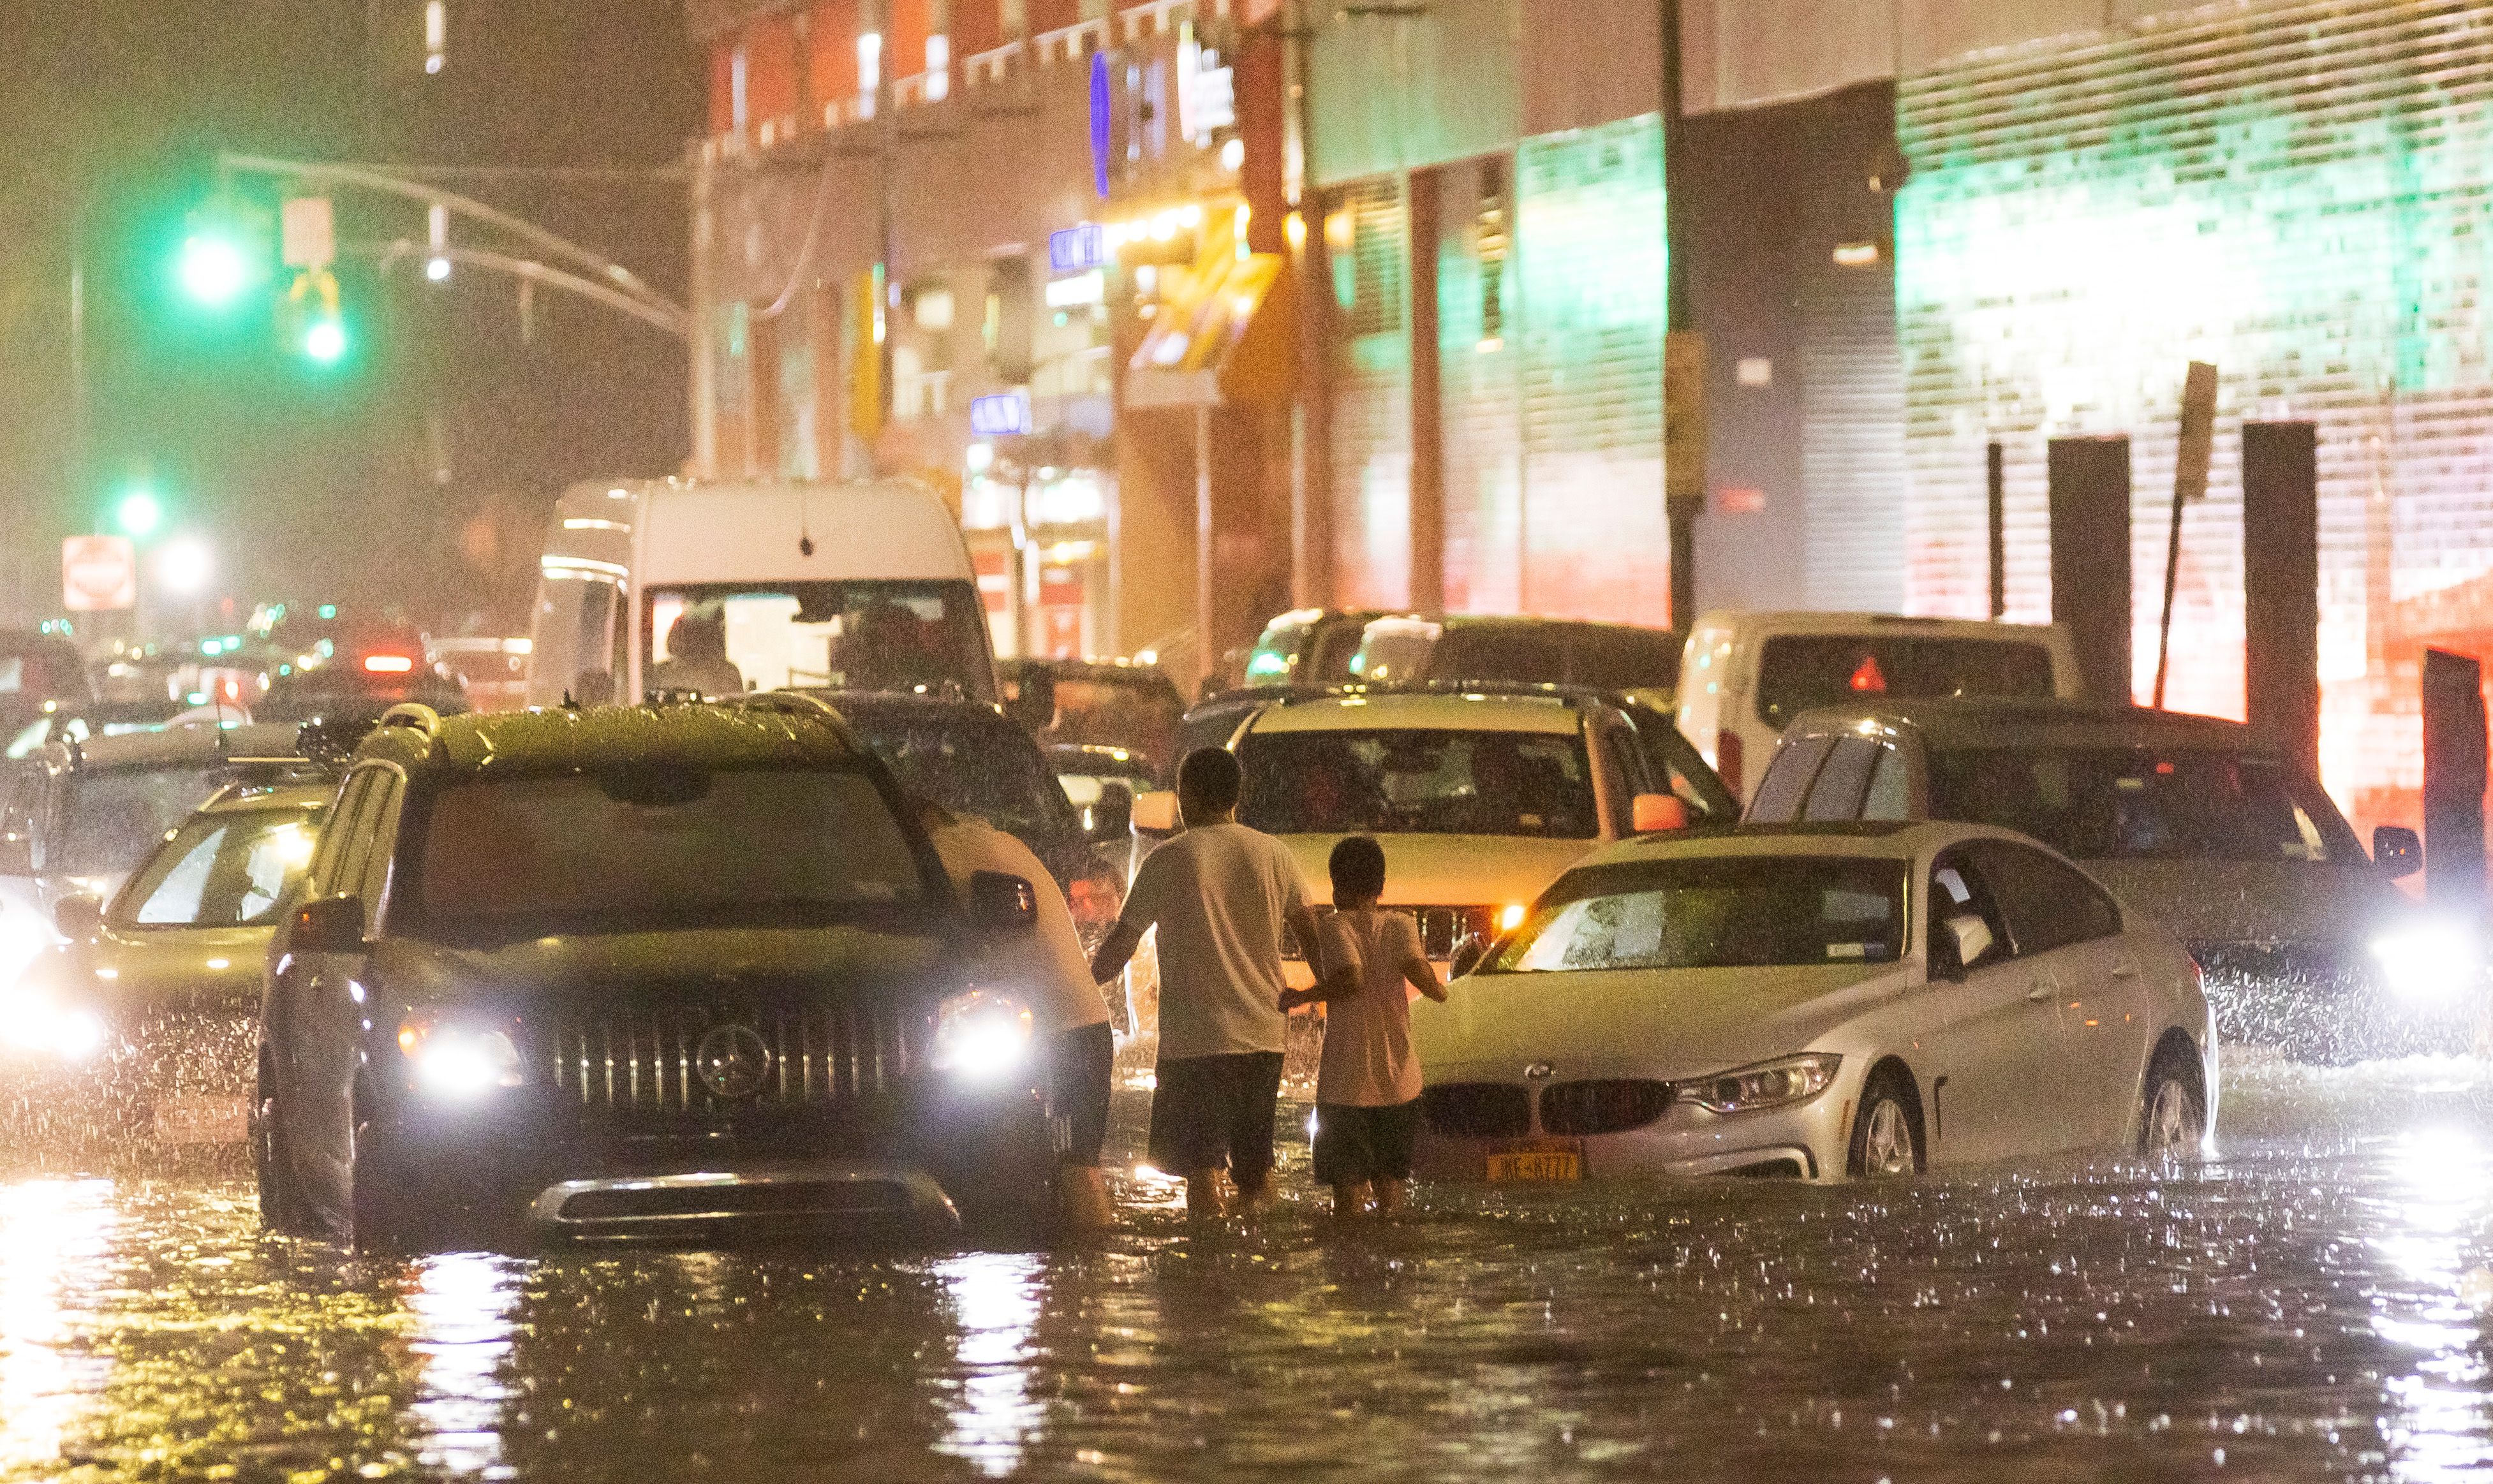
[63,923,274,1018]
[366,923,952,1006]
[1412,960,1911,1082]
[1278,833,1603,918]
[2077,857,2403,948]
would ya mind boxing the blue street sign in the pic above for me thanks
[1050,223,1106,275]
[970,390,1034,437]
[1089,52,1111,199]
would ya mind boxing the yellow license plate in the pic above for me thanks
[1486,1149,1582,1182]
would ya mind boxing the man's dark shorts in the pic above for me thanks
[1146,1051,1286,1182]
[1049,1023,1116,1167]
[1312,1100,1421,1186]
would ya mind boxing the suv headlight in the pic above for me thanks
[2371,918,2484,1005]
[398,1017,522,1098]
[1680,1053,1842,1115]
[931,990,1034,1081]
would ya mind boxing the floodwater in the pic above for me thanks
[7,1060,2493,1482]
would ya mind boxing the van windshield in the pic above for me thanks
[406,767,929,938]
[1925,747,2361,863]
[644,580,994,703]
[1756,635,2055,726]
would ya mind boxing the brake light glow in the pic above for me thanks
[362,654,416,673]
[1849,655,1887,693]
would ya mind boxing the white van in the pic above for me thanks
[1675,611,2083,802]
[525,479,997,710]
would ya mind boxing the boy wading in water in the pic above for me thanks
[1090,747,1320,1220]
[1282,836,1447,1219]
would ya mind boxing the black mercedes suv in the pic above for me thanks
[252,696,1059,1251]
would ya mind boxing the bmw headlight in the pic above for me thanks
[1680,1053,1842,1115]
[398,1017,522,1098]
[930,990,1034,1082]
[2370,918,2485,1006]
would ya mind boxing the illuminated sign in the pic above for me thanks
[970,390,1033,436]
[1049,224,1106,274]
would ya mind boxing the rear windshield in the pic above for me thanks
[117,805,323,929]
[1926,747,2360,863]
[1491,856,1907,972]
[845,711,1081,842]
[55,767,228,876]
[1756,635,2055,727]
[406,767,928,937]
[1244,615,1313,686]
[1238,726,1598,839]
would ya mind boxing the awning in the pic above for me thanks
[1123,247,1296,409]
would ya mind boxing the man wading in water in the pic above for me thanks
[1090,747,1319,1219]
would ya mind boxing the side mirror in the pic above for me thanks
[52,893,102,941]
[1087,780,1134,842]
[968,871,1039,932]
[1448,932,1489,980]
[1632,793,1691,834]
[1131,790,1180,835]
[292,894,368,955]
[1935,913,1994,978]
[2376,824,2423,881]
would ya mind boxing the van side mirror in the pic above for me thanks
[1087,780,1134,842]
[53,893,102,941]
[1632,793,1690,834]
[2375,825,2423,881]
[292,894,368,955]
[1131,790,1180,835]
[1449,932,1489,980]
[968,871,1038,932]
[1932,913,1994,979]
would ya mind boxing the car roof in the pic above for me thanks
[1691,610,2064,638]
[796,689,1012,727]
[1574,818,2022,868]
[1246,690,1584,735]
[1780,697,2267,754]
[351,700,871,774]
[45,721,306,772]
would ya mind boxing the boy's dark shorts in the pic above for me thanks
[1049,1022,1116,1167]
[1146,1051,1286,1181]
[1312,1100,1421,1186]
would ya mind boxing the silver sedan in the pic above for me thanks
[1410,820,2217,1184]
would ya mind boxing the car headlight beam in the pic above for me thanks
[2370,918,2485,1006]
[1680,1052,1842,1115]
[399,1017,523,1099]
[931,990,1034,1082]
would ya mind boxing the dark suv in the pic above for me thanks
[253,697,1060,1251]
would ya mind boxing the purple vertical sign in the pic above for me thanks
[1088,52,1111,200]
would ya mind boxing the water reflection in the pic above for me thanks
[931,1253,1043,1477]
[403,1251,526,1479]
[0,1179,114,1473]
[2373,1123,2493,1480]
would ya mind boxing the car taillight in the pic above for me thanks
[1716,728,1744,798]
[1067,867,1123,949]
[363,654,415,674]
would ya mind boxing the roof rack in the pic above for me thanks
[376,703,443,737]
[730,691,848,724]
[1272,679,1616,710]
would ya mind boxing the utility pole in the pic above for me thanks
[1660,0,1705,633]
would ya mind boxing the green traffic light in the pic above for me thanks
[303,316,348,365]
[176,232,252,309]
[114,489,163,540]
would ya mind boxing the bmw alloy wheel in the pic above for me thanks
[2142,1076,2200,1158]
[1859,1098,1913,1177]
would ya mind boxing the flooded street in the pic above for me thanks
[4,1061,2493,1483]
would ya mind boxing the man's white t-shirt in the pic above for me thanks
[1114,821,1306,1061]
[1313,908,1428,1107]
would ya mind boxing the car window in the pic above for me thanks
[1802,738,1881,821]
[1925,747,2356,863]
[1755,635,2057,727]
[358,775,404,931]
[406,767,928,938]
[1745,735,1835,824]
[1616,703,1740,823]
[844,711,1083,841]
[1589,714,1643,827]
[309,771,376,899]
[1494,856,1905,971]
[1568,629,1680,691]
[1237,726,1599,839]
[1967,839,2120,955]
[123,806,323,928]
[645,579,993,703]
[1433,628,1568,684]
[1927,848,2011,974]
[1861,746,1909,821]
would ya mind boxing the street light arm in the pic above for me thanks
[219,153,686,321]
[362,241,689,339]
